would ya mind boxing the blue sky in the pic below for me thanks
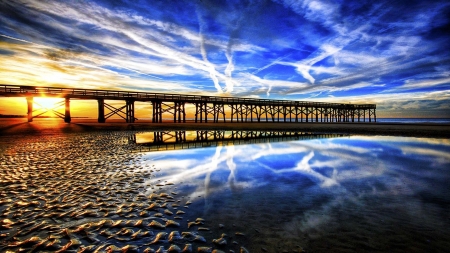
[1,0,449,117]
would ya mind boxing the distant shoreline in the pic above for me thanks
[0,118,449,138]
[0,115,89,118]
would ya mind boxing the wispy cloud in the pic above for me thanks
[0,0,449,117]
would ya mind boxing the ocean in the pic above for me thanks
[376,118,450,124]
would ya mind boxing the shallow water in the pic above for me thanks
[139,135,450,252]
[1,132,449,253]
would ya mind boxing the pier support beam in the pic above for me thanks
[174,102,186,123]
[98,99,105,123]
[152,101,162,123]
[212,103,225,123]
[26,96,33,122]
[229,104,238,123]
[126,100,135,123]
[305,107,309,122]
[64,97,71,123]
[151,101,183,123]
[195,102,208,123]
[154,131,186,143]
[369,108,376,123]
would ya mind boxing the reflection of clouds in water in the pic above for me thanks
[249,142,309,160]
[354,136,450,146]
[295,151,339,188]
[354,136,450,165]
[291,142,449,242]
[205,146,222,194]
[305,139,378,154]
[143,146,256,202]
[138,136,450,250]
[300,140,387,182]
[142,137,388,195]
[148,137,450,194]
[226,145,237,190]
[203,146,222,213]
[142,137,450,216]
[264,151,339,187]
[400,146,450,162]
[283,204,334,240]
[250,140,386,188]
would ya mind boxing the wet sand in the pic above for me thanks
[1,118,449,138]
[0,129,242,252]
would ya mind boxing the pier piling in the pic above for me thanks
[26,96,33,122]
[97,99,105,123]
[64,98,71,123]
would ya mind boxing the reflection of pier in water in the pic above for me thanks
[130,130,346,152]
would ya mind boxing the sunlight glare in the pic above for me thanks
[34,97,63,110]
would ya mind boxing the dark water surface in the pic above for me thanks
[1,132,449,253]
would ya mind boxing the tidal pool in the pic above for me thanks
[139,134,450,252]
[0,132,449,253]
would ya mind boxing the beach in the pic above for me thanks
[1,118,449,138]
[1,118,450,252]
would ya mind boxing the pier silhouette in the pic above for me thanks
[1,84,376,123]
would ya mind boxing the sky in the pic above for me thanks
[0,0,449,118]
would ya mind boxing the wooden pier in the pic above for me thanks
[0,84,376,123]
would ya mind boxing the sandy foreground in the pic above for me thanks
[0,118,449,138]
[1,119,449,252]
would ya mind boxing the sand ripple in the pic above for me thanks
[0,132,252,252]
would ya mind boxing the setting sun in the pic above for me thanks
[32,97,66,119]
[33,97,64,110]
